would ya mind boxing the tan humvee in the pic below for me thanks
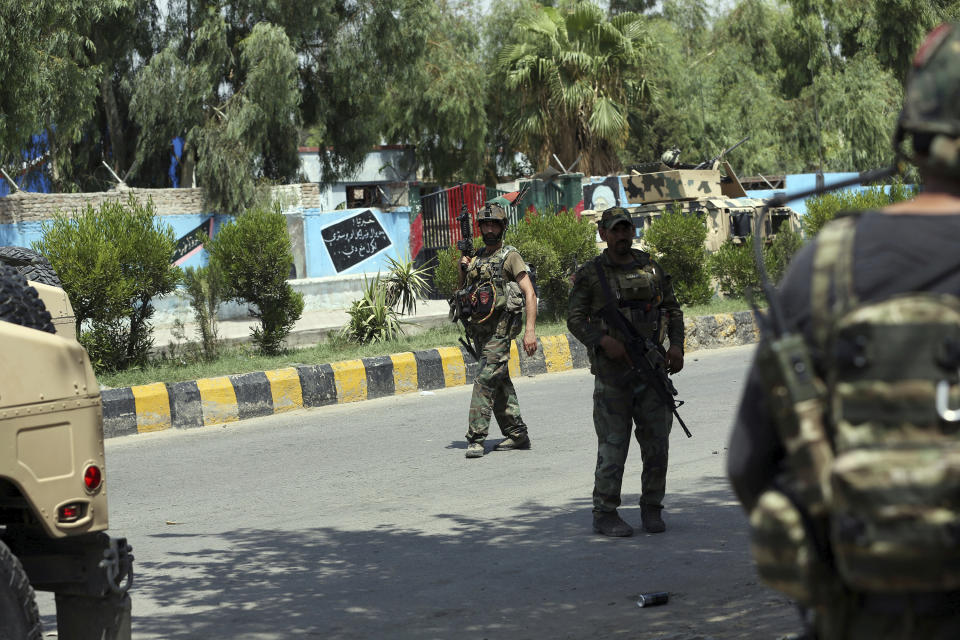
[617,145,802,252]
[0,264,132,640]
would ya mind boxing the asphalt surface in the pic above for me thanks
[39,343,799,639]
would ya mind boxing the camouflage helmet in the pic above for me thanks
[477,196,510,227]
[894,23,960,174]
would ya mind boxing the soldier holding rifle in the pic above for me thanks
[455,193,538,459]
[567,207,686,536]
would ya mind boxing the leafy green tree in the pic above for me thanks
[207,204,304,355]
[380,1,489,184]
[130,15,301,213]
[0,0,123,190]
[495,2,658,176]
[34,195,181,372]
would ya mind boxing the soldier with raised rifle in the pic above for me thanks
[455,193,538,459]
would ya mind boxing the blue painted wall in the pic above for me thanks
[301,207,411,277]
[0,206,412,279]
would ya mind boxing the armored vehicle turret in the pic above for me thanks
[619,139,801,252]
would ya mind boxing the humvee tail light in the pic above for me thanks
[58,503,85,523]
[84,465,103,492]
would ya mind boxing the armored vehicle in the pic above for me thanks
[618,140,801,252]
[0,262,132,639]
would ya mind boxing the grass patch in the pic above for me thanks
[99,298,755,389]
[683,296,758,317]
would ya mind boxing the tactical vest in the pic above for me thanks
[750,215,960,607]
[593,253,665,345]
[460,245,524,336]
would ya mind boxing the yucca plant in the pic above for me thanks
[341,275,406,344]
[381,253,433,316]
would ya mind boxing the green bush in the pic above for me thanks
[182,263,224,361]
[764,225,804,284]
[643,208,713,305]
[381,253,432,315]
[340,274,405,344]
[504,207,598,319]
[709,238,761,298]
[207,204,304,355]
[35,195,181,373]
[709,227,806,298]
[433,245,463,300]
[803,180,919,237]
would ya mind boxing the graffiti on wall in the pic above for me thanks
[322,209,392,272]
[582,177,621,211]
[172,217,214,266]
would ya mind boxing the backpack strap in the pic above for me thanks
[811,216,859,350]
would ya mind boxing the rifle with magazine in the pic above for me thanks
[593,261,692,438]
[450,187,480,360]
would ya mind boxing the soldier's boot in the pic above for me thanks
[494,434,531,451]
[592,511,634,537]
[465,442,484,459]
[641,505,666,534]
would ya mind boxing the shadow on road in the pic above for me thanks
[125,478,799,639]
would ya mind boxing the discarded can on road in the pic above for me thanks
[637,591,669,607]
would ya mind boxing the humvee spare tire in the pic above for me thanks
[0,265,55,333]
[0,540,43,640]
[0,246,61,287]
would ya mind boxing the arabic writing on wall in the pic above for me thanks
[321,209,392,272]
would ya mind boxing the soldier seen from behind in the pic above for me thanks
[457,195,538,459]
[567,207,685,536]
[728,23,960,639]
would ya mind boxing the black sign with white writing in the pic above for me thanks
[322,210,392,272]
[172,217,214,265]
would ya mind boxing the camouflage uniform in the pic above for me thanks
[464,247,529,445]
[567,233,684,515]
[729,23,960,639]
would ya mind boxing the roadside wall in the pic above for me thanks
[0,184,411,312]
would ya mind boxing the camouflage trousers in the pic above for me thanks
[811,595,960,639]
[592,375,672,513]
[465,329,528,444]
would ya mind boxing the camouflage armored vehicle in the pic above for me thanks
[0,262,132,639]
[618,139,801,252]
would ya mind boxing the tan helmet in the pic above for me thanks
[477,196,511,227]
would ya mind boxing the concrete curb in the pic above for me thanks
[101,312,758,439]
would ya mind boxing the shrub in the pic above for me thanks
[643,207,713,305]
[381,253,432,315]
[709,238,761,298]
[504,207,598,319]
[340,274,404,344]
[35,195,181,372]
[803,180,919,237]
[181,263,224,361]
[432,245,463,300]
[207,203,304,355]
[764,225,804,284]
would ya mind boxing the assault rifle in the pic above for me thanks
[694,135,750,170]
[593,261,692,438]
[452,186,480,360]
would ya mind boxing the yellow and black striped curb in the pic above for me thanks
[101,311,758,439]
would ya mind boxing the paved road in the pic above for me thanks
[41,343,799,639]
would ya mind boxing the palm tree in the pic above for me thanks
[495,2,656,176]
